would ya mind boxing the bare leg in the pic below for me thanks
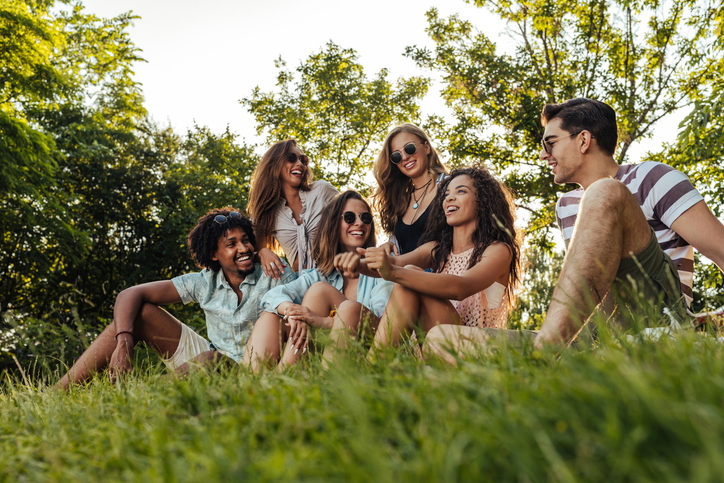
[242,311,287,372]
[536,179,652,348]
[322,300,378,367]
[372,280,461,351]
[58,303,184,389]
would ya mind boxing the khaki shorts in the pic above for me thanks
[162,323,212,370]
[610,228,687,330]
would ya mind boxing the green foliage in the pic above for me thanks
[2,333,724,481]
[243,41,430,193]
[510,245,565,330]
[407,0,722,241]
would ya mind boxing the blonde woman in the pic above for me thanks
[242,191,392,371]
[373,123,448,255]
[247,139,338,278]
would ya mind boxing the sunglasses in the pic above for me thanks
[214,211,242,224]
[541,131,593,155]
[390,142,422,165]
[287,152,309,165]
[342,211,373,225]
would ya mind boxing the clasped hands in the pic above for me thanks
[333,245,397,281]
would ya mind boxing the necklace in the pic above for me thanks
[413,178,432,191]
[411,184,431,223]
[412,178,432,209]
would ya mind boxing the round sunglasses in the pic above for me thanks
[214,211,242,224]
[287,152,309,165]
[390,142,423,165]
[342,211,373,225]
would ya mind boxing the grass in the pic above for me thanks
[2,327,724,482]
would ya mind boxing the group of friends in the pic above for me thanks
[57,97,724,389]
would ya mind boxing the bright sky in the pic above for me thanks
[80,0,681,161]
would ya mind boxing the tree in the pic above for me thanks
[242,41,430,192]
[406,0,723,240]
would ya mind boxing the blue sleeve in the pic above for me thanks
[261,269,323,315]
[171,271,208,305]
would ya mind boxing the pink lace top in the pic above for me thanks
[442,247,508,329]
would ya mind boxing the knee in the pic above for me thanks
[335,300,363,327]
[580,178,632,213]
[303,281,335,302]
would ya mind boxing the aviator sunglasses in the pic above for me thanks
[214,211,242,224]
[342,211,373,225]
[287,152,309,165]
[390,142,423,165]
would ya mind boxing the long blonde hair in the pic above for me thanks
[247,139,312,253]
[372,123,447,234]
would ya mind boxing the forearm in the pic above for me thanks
[387,267,481,300]
[113,288,145,335]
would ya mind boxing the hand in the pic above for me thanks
[284,304,329,329]
[258,248,287,280]
[334,250,364,279]
[363,246,395,280]
[109,333,134,381]
[379,241,399,257]
[284,305,312,354]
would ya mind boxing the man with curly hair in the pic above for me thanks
[58,208,295,389]
[535,98,724,348]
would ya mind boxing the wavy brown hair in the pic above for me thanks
[419,166,522,304]
[312,191,376,276]
[373,123,448,234]
[246,139,312,254]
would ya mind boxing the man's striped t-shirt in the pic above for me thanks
[555,161,704,307]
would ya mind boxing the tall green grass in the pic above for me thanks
[2,324,724,482]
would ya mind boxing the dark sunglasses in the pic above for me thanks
[287,152,309,165]
[342,211,373,225]
[214,211,242,224]
[390,142,422,165]
[541,131,593,155]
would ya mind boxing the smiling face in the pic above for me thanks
[389,132,431,179]
[540,118,584,185]
[212,227,256,278]
[280,146,308,189]
[443,175,477,228]
[338,198,372,252]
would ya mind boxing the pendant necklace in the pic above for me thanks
[412,179,432,209]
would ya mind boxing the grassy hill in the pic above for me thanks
[1,330,723,482]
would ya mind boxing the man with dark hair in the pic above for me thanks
[535,97,724,348]
[58,208,295,389]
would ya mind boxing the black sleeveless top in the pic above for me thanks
[394,205,432,255]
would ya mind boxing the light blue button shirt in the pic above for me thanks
[172,264,296,362]
[261,268,393,318]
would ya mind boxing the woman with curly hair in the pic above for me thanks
[247,139,338,278]
[373,123,448,255]
[242,191,393,371]
[331,166,521,357]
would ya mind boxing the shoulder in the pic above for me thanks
[310,180,339,196]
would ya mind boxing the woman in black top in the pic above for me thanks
[373,123,448,254]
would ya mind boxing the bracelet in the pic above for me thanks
[114,330,134,341]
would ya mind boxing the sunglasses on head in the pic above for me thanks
[342,211,373,225]
[287,152,309,165]
[214,211,242,224]
[390,142,422,165]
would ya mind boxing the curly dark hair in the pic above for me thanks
[419,166,521,298]
[188,207,256,272]
[312,191,376,276]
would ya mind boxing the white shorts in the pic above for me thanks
[162,323,212,370]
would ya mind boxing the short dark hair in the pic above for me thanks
[541,98,618,156]
[188,207,256,272]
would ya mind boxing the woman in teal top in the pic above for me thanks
[242,190,392,372]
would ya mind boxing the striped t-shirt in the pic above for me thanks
[555,161,704,307]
